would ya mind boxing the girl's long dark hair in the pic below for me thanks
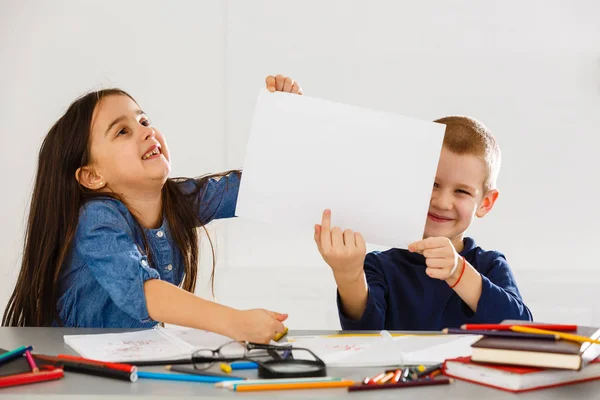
[2,89,235,327]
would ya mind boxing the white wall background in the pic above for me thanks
[2,0,600,329]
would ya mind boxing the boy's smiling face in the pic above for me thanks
[423,146,499,251]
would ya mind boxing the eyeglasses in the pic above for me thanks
[191,341,327,379]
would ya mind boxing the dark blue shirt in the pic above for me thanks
[338,237,533,330]
[57,172,240,328]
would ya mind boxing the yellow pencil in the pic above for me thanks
[231,380,356,392]
[511,326,600,345]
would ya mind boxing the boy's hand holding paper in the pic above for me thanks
[408,237,463,282]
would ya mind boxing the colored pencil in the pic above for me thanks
[137,371,239,383]
[443,327,558,340]
[166,365,244,379]
[216,377,342,388]
[460,323,577,331]
[0,346,31,365]
[348,377,453,392]
[0,368,64,388]
[231,380,356,391]
[24,350,39,373]
[57,354,137,373]
[510,326,600,345]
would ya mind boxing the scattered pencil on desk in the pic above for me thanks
[216,377,342,389]
[56,354,137,373]
[348,377,453,392]
[443,327,559,340]
[137,371,241,383]
[0,369,64,388]
[24,349,39,373]
[510,326,600,345]
[166,365,244,379]
[460,323,577,331]
[64,361,136,382]
[0,346,32,366]
[411,363,442,380]
[229,380,356,392]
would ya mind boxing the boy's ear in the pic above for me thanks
[476,188,499,218]
[75,166,106,190]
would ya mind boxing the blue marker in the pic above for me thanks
[0,346,32,366]
[230,361,259,370]
[137,371,244,383]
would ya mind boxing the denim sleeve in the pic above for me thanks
[74,201,160,323]
[337,253,388,330]
[463,256,533,323]
[176,171,240,225]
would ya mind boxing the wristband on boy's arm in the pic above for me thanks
[449,256,467,289]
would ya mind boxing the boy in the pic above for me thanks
[313,116,532,330]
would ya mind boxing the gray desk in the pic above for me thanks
[0,328,599,399]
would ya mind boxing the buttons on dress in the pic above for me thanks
[141,259,148,267]
[166,264,173,271]
[156,231,164,238]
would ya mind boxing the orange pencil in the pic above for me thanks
[231,380,355,392]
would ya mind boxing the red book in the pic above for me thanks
[0,368,64,388]
[443,356,600,393]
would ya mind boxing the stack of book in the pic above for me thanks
[442,321,600,393]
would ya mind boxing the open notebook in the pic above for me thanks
[63,326,239,362]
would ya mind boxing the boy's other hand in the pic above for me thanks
[408,237,463,282]
[314,209,366,283]
[265,74,303,94]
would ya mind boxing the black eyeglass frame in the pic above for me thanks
[191,341,327,379]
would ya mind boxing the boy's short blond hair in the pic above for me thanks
[434,115,501,193]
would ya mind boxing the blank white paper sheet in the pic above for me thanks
[235,89,446,248]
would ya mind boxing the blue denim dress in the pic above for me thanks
[56,172,240,328]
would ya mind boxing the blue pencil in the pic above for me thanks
[230,361,258,370]
[137,371,244,383]
[0,346,32,365]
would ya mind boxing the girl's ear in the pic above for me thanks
[476,188,499,218]
[75,166,106,190]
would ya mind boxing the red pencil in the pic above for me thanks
[56,354,137,373]
[0,368,64,388]
[460,323,577,332]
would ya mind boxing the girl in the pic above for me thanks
[3,74,302,343]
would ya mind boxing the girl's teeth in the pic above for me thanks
[143,148,160,159]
